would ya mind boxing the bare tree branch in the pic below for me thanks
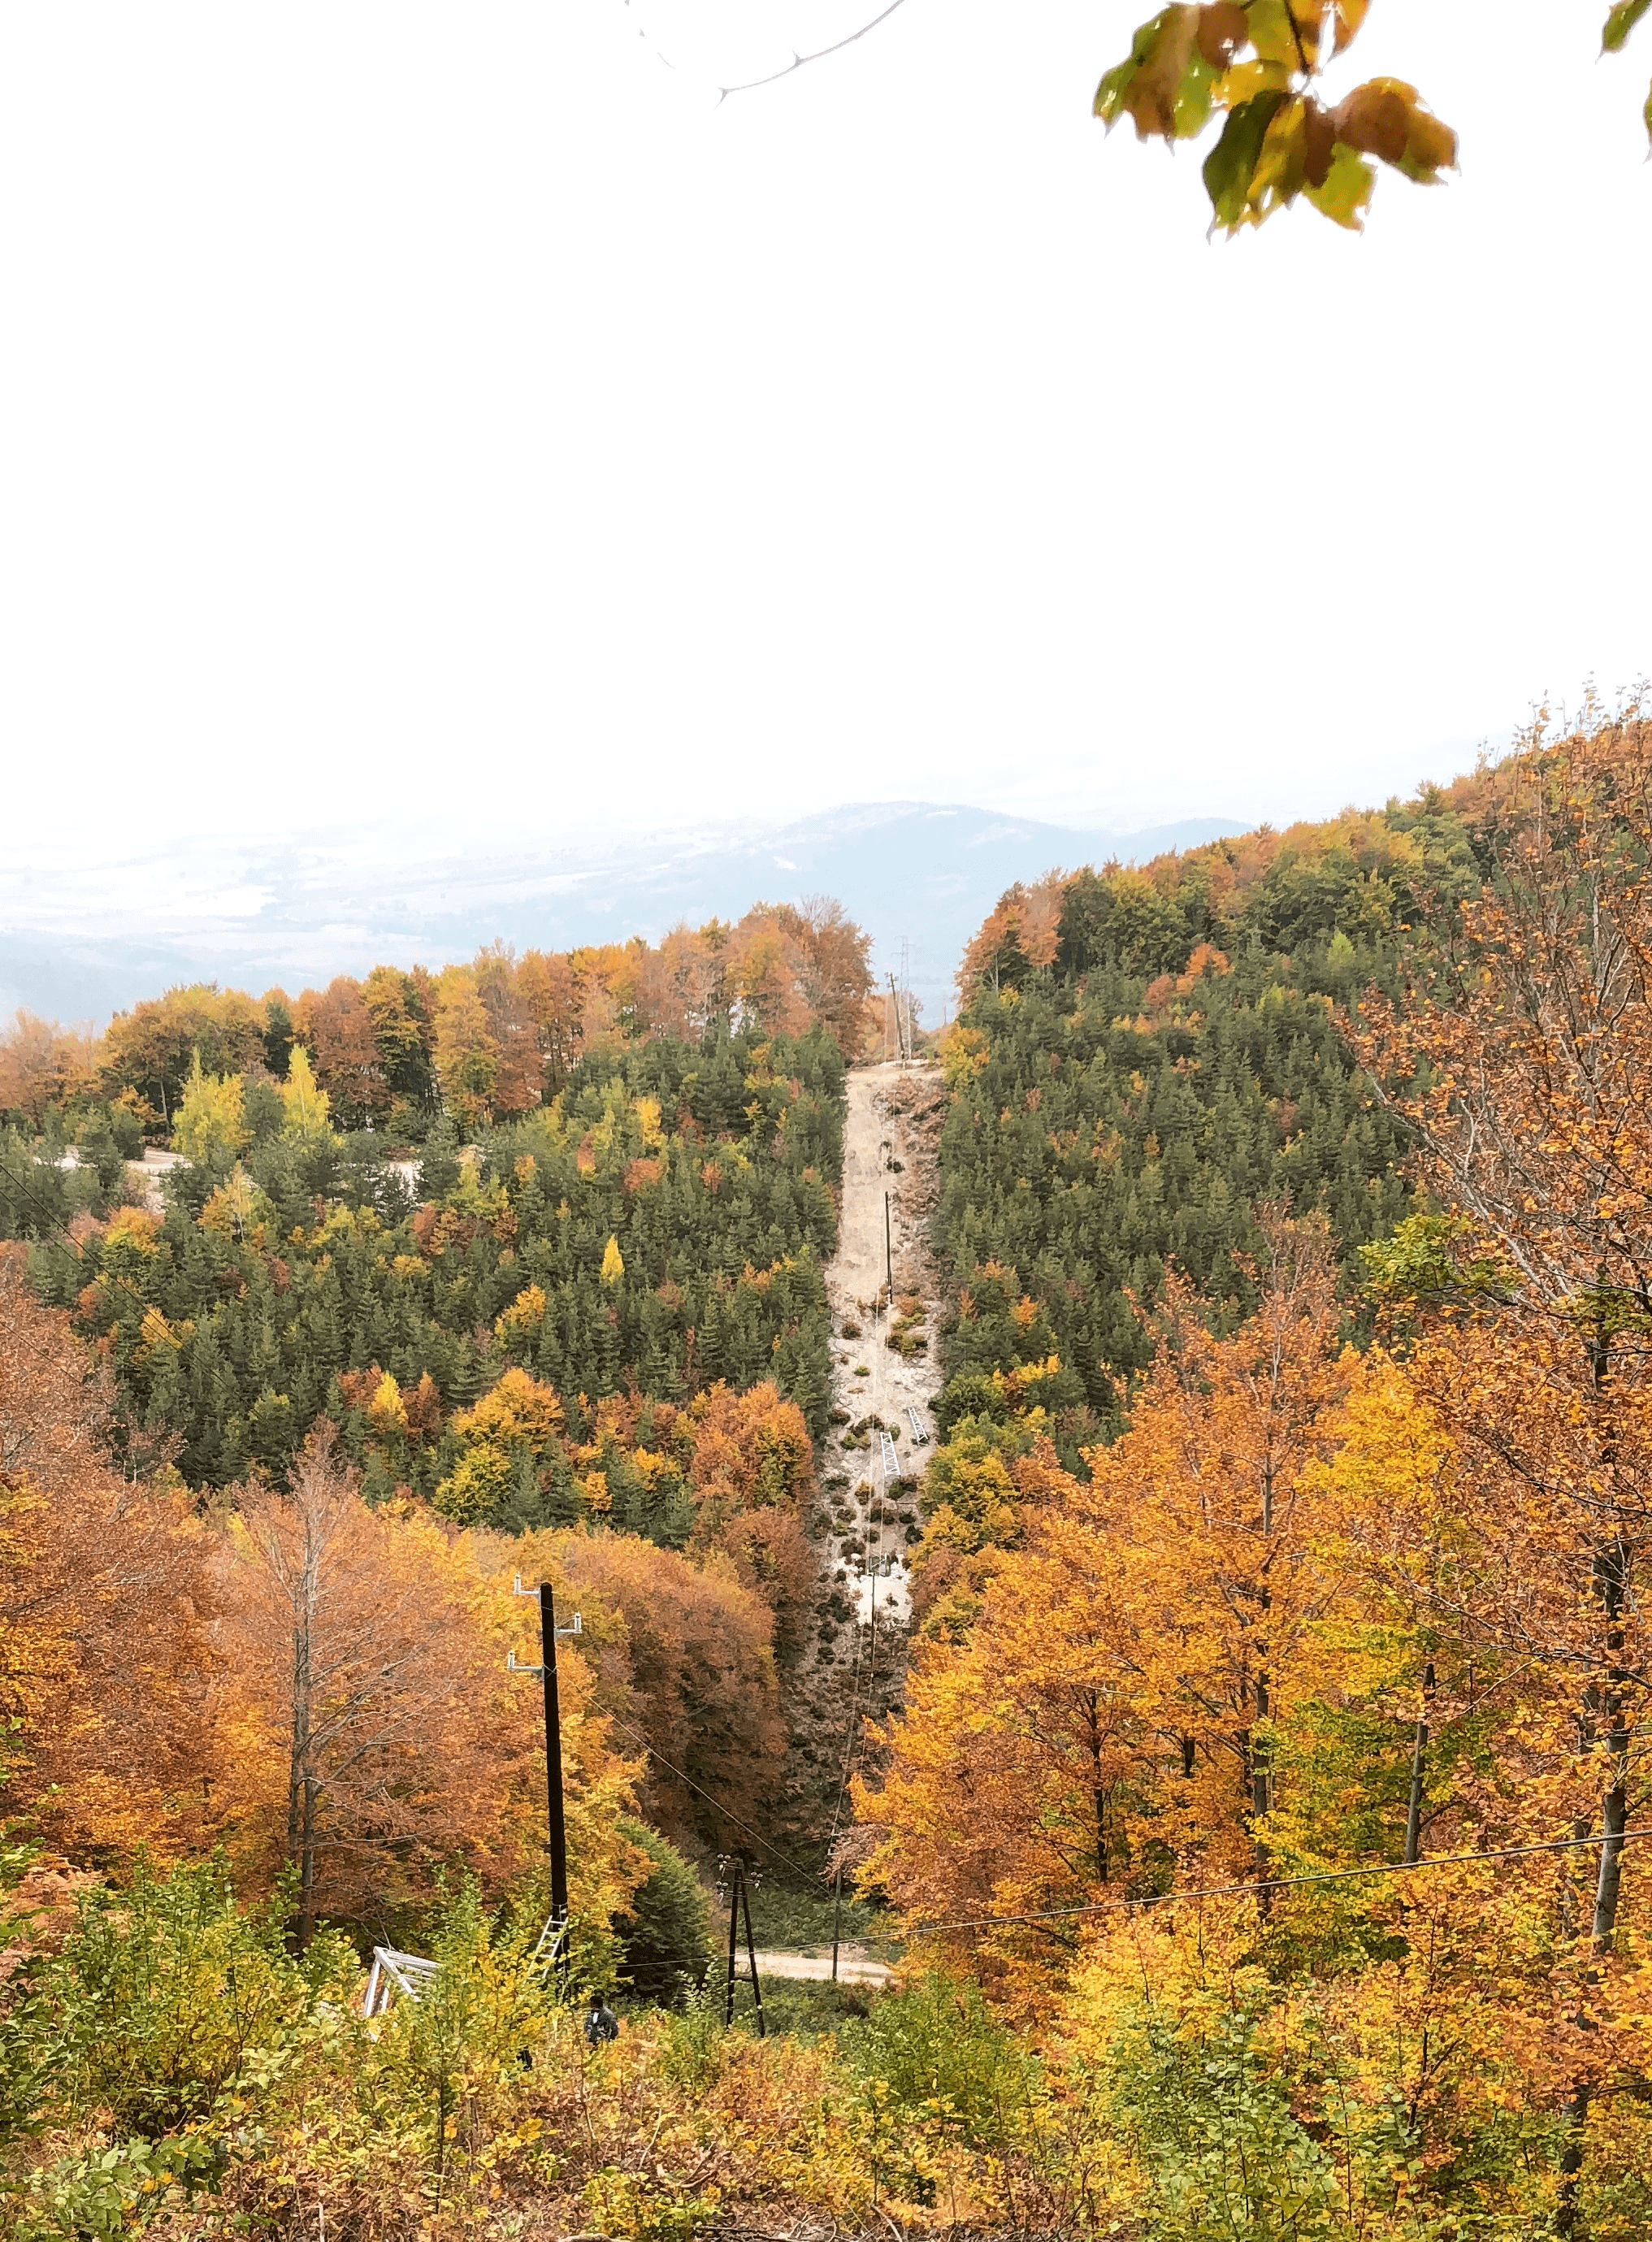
[717,0,913,98]
[621,0,913,99]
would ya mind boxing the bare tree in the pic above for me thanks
[230,1424,527,1943]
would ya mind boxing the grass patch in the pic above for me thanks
[740,1880,903,1961]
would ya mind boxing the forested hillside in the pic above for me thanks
[27,1025,841,1504]
[8,713,1652,2240]
[1,905,870,1505]
[860,708,1652,2235]
[0,895,871,1142]
[934,783,1482,1446]
[0,909,872,1950]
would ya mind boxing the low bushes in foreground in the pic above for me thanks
[5,1854,1650,2240]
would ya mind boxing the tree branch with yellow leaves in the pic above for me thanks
[1096,0,1650,235]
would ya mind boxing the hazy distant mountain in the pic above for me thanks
[0,802,1246,1030]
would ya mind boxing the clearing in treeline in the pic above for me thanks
[3,708,1652,2239]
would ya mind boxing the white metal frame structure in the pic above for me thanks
[362,1947,439,2017]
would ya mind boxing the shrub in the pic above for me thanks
[612,1822,714,2007]
[843,1971,1036,2152]
[40,1856,349,2141]
[369,1876,559,2198]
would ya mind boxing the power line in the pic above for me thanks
[826,1564,871,1847]
[911,1824,1652,1939]
[0,1155,76,1243]
[601,1709,822,1885]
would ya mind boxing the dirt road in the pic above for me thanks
[820,1059,947,1628]
[751,1947,893,1987]
[777,1058,947,1858]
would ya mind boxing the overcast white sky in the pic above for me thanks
[0,0,1646,855]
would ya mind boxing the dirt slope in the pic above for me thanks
[774,1059,948,1852]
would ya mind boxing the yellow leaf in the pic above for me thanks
[1332,0,1371,54]
[1246,0,1307,68]
[1305,140,1374,228]
[1217,58,1293,107]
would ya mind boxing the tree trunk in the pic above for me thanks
[1403,1660,1435,1866]
[296,1775,318,1950]
[1589,1539,1631,1949]
[285,1493,322,1949]
[1559,1538,1634,2234]
[1084,1692,1109,1884]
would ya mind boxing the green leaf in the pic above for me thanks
[1603,0,1652,53]
[1173,50,1221,137]
[1304,141,1375,228]
[1202,90,1287,229]
[1095,9,1176,124]
[1247,0,1307,71]
[1095,6,1210,140]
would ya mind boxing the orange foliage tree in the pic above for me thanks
[0,1247,226,1863]
[1359,707,1652,2192]
[98,982,267,1129]
[219,1422,638,1941]
[491,1524,787,1857]
[0,1011,97,1123]
[859,1221,1361,1993]
[953,873,1067,1004]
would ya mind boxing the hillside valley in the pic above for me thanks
[0,801,1242,1032]
[5,710,1652,2238]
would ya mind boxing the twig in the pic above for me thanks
[718,0,913,98]
[619,0,913,99]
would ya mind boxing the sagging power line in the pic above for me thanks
[910,1824,1652,1940]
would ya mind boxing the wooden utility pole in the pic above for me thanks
[539,1582,570,1936]
[883,1190,893,1297]
[830,1861,843,1984]
[739,1865,766,2037]
[509,1577,582,1981]
[724,1859,740,2026]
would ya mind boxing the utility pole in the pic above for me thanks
[509,1578,582,1981]
[540,1583,569,1936]
[886,967,913,1065]
[720,1858,767,2036]
[883,1190,893,1298]
[830,1861,843,1984]
[739,1863,766,2037]
[723,1858,739,2026]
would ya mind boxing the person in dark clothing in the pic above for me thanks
[583,1991,619,2045]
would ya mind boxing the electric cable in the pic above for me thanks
[0,1154,77,1242]
[826,1552,869,1846]
[908,1824,1652,1939]
[599,1709,822,1885]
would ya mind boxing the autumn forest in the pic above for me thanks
[5,713,1652,2239]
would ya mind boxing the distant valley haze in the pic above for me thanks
[0,801,1247,1031]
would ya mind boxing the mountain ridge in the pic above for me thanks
[0,800,1247,1028]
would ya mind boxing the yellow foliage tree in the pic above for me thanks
[279,1043,332,1140]
[171,1052,246,1164]
[436,1367,566,1525]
